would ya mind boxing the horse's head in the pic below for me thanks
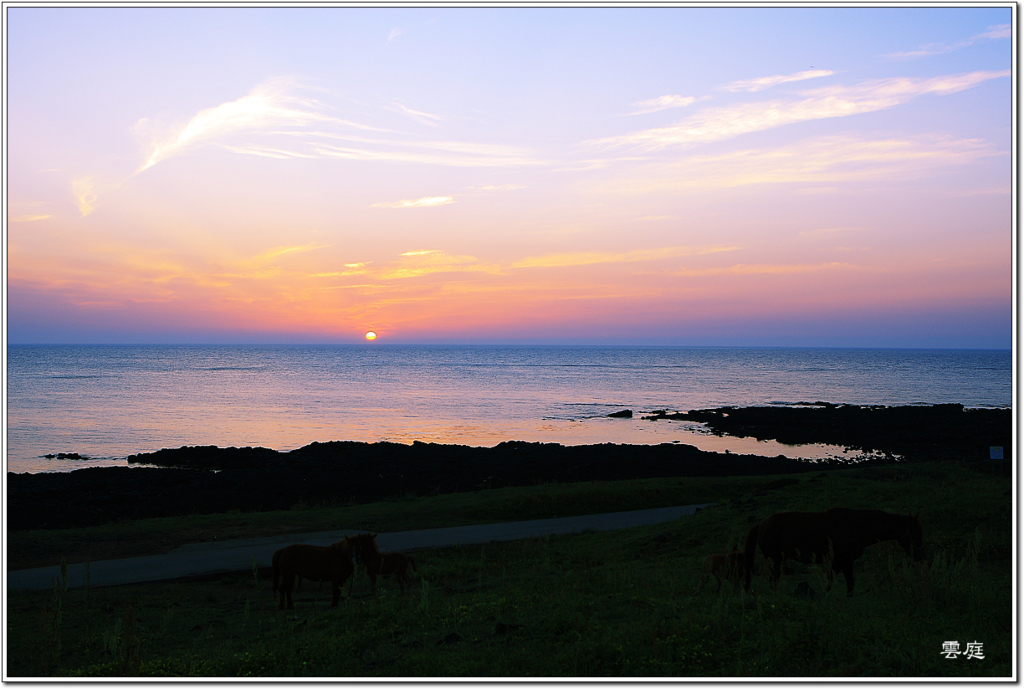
[900,512,926,562]
[350,532,380,554]
[343,534,365,562]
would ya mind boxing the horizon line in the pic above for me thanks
[4,342,1012,352]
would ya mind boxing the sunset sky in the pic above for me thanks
[4,6,1014,347]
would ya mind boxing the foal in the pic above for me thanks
[350,532,418,596]
[697,545,746,593]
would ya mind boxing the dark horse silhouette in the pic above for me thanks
[348,532,418,595]
[744,508,925,596]
[272,538,355,609]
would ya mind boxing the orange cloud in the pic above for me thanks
[514,245,739,269]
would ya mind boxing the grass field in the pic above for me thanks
[5,460,1013,678]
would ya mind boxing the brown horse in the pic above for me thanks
[697,545,746,593]
[744,508,925,596]
[271,538,355,609]
[349,532,418,595]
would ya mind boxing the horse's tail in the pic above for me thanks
[409,555,417,573]
[744,522,760,592]
[271,549,281,599]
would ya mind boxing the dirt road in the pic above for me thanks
[7,503,711,591]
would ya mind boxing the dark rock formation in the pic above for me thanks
[9,441,831,531]
[647,403,1010,463]
[7,405,1008,532]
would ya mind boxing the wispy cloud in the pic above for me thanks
[312,262,371,278]
[388,27,406,42]
[393,103,444,126]
[887,24,1011,59]
[208,243,329,282]
[551,156,650,173]
[10,214,53,222]
[308,142,541,167]
[513,245,739,269]
[308,245,739,284]
[372,196,455,208]
[378,250,502,279]
[135,77,351,173]
[975,24,1012,40]
[628,95,696,115]
[673,262,856,277]
[589,70,1010,150]
[307,249,503,285]
[134,78,544,171]
[219,144,318,159]
[720,69,834,93]
[599,134,1005,194]
[249,243,325,263]
[72,177,97,216]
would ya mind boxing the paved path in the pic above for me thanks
[7,504,710,592]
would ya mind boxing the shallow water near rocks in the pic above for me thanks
[7,345,1008,473]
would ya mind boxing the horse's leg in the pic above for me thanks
[770,558,782,591]
[281,572,295,610]
[743,526,760,593]
[330,580,341,607]
[840,559,855,596]
[272,552,281,607]
[342,564,354,601]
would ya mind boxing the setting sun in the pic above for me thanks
[365,331,377,341]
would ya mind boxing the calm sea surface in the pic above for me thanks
[5,345,1012,474]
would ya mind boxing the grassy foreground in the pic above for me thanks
[8,472,773,571]
[6,460,1012,678]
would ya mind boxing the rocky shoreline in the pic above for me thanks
[7,404,1010,531]
[647,402,1010,463]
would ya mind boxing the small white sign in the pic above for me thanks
[990,446,1004,460]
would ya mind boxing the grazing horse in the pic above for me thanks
[744,508,925,596]
[349,532,418,595]
[272,538,355,609]
[697,545,746,593]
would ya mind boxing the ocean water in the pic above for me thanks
[5,345,1012,474]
